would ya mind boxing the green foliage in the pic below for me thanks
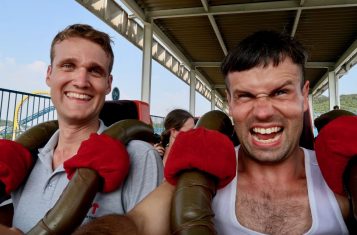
[313,94,357,118]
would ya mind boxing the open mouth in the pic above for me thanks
[251,126,283,144]
[65,92,92,101]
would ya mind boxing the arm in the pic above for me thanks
[74,111,236,234]
[28,120,150,234]
[72,182,174,235]
[128,126,235,235]
[128,182,174,235]
[165,127,236,235]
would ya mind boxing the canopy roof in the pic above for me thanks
[77,0,357,107]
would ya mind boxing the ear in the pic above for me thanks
[45,65,52,87]
[106,75,113,95]
[302,80,310,112]
[226,89,233,116]
[170,128,179,139]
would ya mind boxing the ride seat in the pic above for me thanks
[314,109,355,133]
[99,100,151,126]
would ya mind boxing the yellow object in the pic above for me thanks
[12,91,50,140]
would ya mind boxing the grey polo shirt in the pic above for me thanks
[11,120,163,233]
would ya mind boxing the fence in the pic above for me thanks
[0,88,164,140]
[0,88,56,140]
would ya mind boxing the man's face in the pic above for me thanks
[46,37,112,124]
[226,58,309,163]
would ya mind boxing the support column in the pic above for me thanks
[211,89,216,110]
[141,22,153,104]
[189,69,196,116]
[328,70,339,110]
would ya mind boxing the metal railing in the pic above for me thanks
[0,88,164,140]
[151,115,164,134]
[0,88,56,140]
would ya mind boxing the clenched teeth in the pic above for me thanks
[66,92,91,100]
[253,127,281,134]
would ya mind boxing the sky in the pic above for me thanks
[1,1,356,118]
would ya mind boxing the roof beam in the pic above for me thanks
[214,84,226,89]
[120,0,192,67]
[201,0,228,55]
[305,62,335,68]
[118,1,226,105]
[312,70,329,96]
[193,61,335,68]
[311,40,357,95]
[152,24,192,68]
[120,0,146,22]
[75,0,219,104]
[291,0,305,37]
[193,62,220,67]
[334,39,357,74]
[148,0,357,19]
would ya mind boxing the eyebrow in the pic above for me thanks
[232,79,295,96]
[270,80,295,93]
[56,58,108,72]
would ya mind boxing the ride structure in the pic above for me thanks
[75,0,357,119]
[11,91,54,140]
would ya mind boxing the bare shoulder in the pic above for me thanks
[128,182,175,235]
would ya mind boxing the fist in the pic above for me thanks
[64,133,130,193]
[0,140,33,194]
[164,127,236,189]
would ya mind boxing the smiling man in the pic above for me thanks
[0,24,163,234]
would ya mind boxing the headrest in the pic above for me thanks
[314,109,355,133]
[99,100,151,127]
[315,116,357,196]
[195,110,234,138]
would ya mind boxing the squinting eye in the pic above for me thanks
[275,90,287,96]
[234,93,253,102]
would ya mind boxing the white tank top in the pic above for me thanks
[212,147,348,235]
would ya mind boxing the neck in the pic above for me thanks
[52,119,100,169]
[238,147,306,185]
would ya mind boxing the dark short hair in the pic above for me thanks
[50,24,114,73]
[221,30,307,88]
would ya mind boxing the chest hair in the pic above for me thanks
[236,184,312,235]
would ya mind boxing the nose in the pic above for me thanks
[252,95,274,120]
[72,68,90,88]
